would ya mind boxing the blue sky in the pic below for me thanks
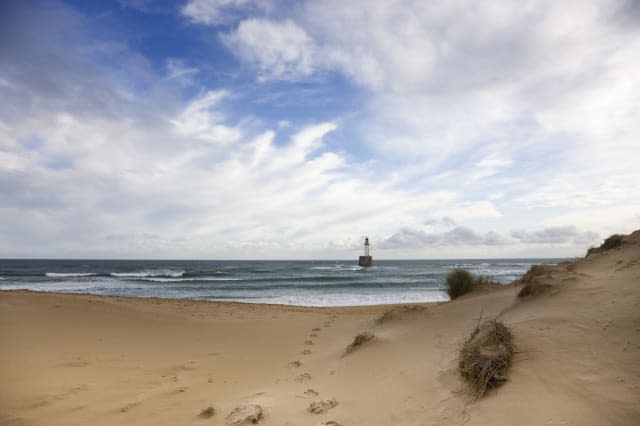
[1,0,639,259]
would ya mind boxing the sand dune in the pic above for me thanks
[1,232,639,425]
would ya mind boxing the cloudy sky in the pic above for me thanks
[1,0,639,259]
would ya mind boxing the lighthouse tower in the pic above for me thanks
[358,236,373,267]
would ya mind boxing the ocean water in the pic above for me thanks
[0,259,565,307]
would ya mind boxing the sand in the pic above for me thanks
[1,233,639,425]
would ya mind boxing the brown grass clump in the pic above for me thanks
[587,233,625,256]
[458,320,514,397]
[343,331,374,356]
[447,269,504,300]
[474,276,501,287]
[375,309,395,325]
[198,405,215,418]
[516,264,555,298]
[446,268,475,299]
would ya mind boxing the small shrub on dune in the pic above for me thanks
[587,233,624,255]
[446,268,475,299]
[343,331,375,356]
[458,320,514,397]
[516,264,554,298]
[601,234,624,250]
[198,406,215,418]
[475,276,501,287]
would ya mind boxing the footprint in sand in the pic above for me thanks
[289,360,302,368]
[304,389,319,397]
[310,333,318,337]
[301,349,312,355]
[312,328,321,332]
[304,340,314,345]
[295,373,312,382]
[119,401,141,413]
[309,398,338,414]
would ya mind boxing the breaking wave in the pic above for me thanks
[109,269,185,278]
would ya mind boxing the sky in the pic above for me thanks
[1,0,639,259]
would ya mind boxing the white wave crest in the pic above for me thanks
[310,265,365,271]
[140,277,241,283]
[110,269,185,278]
[45,272,99,277]
[227,290,450,307]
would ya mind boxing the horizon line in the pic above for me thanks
[0,256,574,262]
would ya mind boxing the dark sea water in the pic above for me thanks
[0,259,566,307]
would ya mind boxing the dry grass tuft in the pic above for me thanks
[587,234,625,256]
[446,269,476,299]
[458,320,514,397]
[198,405,215,418]
[474,276,501,287]
[375,309,395,325]
[447,269,502,300]
[343,331,374,356]
[516,264,555,298]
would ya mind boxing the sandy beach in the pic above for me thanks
[1,232,639,425]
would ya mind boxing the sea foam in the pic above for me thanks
[110,269,185,278]
[45,272,99,277]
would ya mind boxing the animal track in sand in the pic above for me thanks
[301,349,312,355]
[304,340,314,345]
[289,360,302,368]
[310,333,318,337]
[312,328,321,331]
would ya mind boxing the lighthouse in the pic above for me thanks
[358,237,373,267]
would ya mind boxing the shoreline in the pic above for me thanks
[0,288,449,313]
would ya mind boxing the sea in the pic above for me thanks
[0,259,566,307]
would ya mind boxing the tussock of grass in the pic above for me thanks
[446,269,475,299]
[516,264,555,298]
[587,234,625,256]
[343,331,374,356]
[198,406,215,418]
[475,276,501,287]
[446,269,502,300]
[458,320,514,397]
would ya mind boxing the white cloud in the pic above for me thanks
[222,19,316,81]
[170,90,242,143]
[380,224,599,250]
[181,0,251,25]
[165,58,199,85]
[511,226,599,245]
[432,201,503,222]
